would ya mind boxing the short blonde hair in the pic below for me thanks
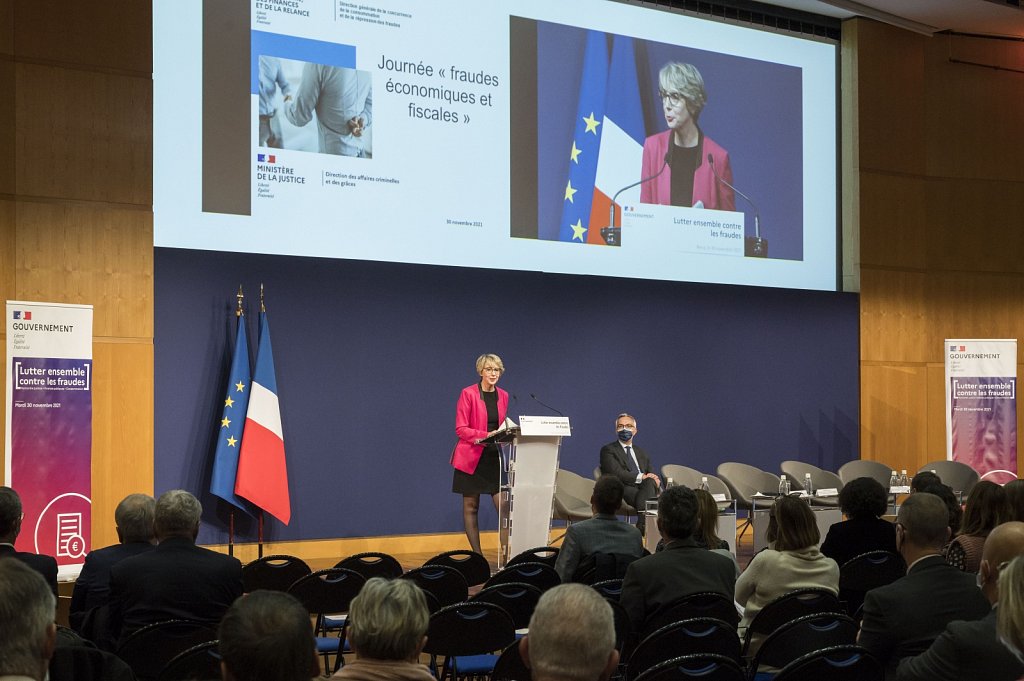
[348,578,429,661]
[659,62,707,120]
[475,354,504,374]
[528,584,615,681]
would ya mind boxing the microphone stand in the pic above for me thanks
[601,152,671,246]
[708,154,767,258]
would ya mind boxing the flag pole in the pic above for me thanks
[228,285,246,557]
[258,510,264,558]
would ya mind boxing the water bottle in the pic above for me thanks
[779,474,791,496]
[665,477,674,489]
[889,470,898,490]
[900,469,909,486]
[804,472,814,496]
[699,476,710,492]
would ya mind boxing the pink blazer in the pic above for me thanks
[639,129,736,211]
[451,383,509,474]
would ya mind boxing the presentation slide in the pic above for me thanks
[154,0,838,291]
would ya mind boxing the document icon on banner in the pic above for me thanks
[57,513,86,558]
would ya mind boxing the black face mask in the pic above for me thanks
[617,429,634,443]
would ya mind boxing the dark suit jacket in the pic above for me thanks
[895,608,1024,681]
[69,541,155,631]
[820,516,898,568]
[858,555,990,675]
[553,513,644,582]
[107,536,243,642]
[600,440,653,486]
[620,536,736,632]
[0,543,58,595]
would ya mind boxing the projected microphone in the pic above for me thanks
[601,151,671,247]
[529,393,565,417]
[708,154,767,258]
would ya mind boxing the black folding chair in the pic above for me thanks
[423,602,517,681]
[633,654,746,681]
[400,564,469,611]
[838,551,905,620]
[741,588,843,656]
[641,592,739,639]
[470,582,542,630]
[157,640,221,681]
[748,612,858,677]
[334,551,403,580]
[114,619,218,681]
[574,553,641,584]
[591,578,624,601]
[50,644,136,681]
[507,546,560,568]
[426,549,493,587]
[626,618,741,681]
[241,554,311,593]
[287,568,366,675]
[773,644,883,681]
[491,641,530,681]
[484,562,560,593]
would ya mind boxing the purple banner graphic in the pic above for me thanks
[950,376,1017,484]
[10,357,92,562]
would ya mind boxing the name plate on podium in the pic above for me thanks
[518,415,571,437]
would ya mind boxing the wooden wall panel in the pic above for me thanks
[860,269,929,363]
[859,172,927,270]
[14,201,153,338]
[0,1,11,57]
[0,200,13,307]
[0,58,12,197]
[15,62,151,204]
[860,363,928,471]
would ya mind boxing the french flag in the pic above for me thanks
[235,310,291,524]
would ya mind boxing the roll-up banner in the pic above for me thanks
[945,339,1017,483]
[5,301,93,578]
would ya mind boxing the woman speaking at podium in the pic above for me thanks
[451,353,509,555]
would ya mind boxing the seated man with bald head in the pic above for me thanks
[858,492,990,677]
[896,521,1024,681]
[521,584,619,681]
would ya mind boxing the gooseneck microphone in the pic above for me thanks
[601,151,671,247]
[707,154,767,257]
[529,393,565,417]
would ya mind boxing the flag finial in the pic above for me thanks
[236,285,245,318]
[259,283,266,314]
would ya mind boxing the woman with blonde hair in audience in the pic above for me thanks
[735,495,839,655]
[947,480,1008,573]
[998,555,1024,664]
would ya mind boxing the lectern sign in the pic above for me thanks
[518,415,571,437]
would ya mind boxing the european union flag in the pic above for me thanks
[210,316,254,513]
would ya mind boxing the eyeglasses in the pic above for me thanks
[658,89,686,107]
[481,367,501,374]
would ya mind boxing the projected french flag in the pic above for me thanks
[559,33,645,244]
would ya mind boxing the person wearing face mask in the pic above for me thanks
[599,413,660,535]
[897,521,1024,681]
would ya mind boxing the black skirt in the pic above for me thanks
[452,444,501,495]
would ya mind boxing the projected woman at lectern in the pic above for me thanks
[640,62,735,211]
[450,354,508,555]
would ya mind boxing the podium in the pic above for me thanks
[496,415,570,568]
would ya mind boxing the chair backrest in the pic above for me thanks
[742,588,844,654]
[838,550,906,619]
[484,561,561,592]
[157,640,221,681]
[334,551,403,580]
[470,581,542,630]
[400,564,469,611]
[773,644,884,681]
[919,460,980,495]
[425,549,491,587]
[421,601,517,657]
[780,461,844,494]
[507,546,560,568]
[837,460,893,488]
[241,554,311,593]
[50,644,137,681]
[633,654,746,681]
[573,552,640,585]
[607,597,631,653]
[114,619,218,681]
[492,641,530,681]
[627,618,741,681]
[642,592,739,638]
[660,465,704,489]
[716,463,779,508]
[287,568,366,617]
[553,469,596,522]
[591,578,624,601]
[750,612,858,675]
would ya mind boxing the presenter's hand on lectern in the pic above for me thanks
[474,429,500,444]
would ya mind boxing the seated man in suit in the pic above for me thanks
[599,413,660,534]
[858,492,990,677]
[896,520,1024,681]
[69,493,156,631]
[521,584,619,681]
[107,489,243,644]
[554,475,645,582]
[0,486,58,595]
[619,485,736,634]
[0,559,57,681]
[220,590,319,681]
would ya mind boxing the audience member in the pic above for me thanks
[910,470,941,493]
[736,495,839,655]
[620,485,735,633]
[0,486,58,595]
[919,482,963,544]
[1005,480,1024,522]
[553,475,644,583]
[0,558,56,681]
[998,554,1024,665]
[947,480,1008,572]
[332,577,434,681]
[896,521,1024,681]
[521,584,618,681]
[107,490,243,644]
[220,590,318,681]
[820,476,897,568]
[599,413,660,535]
[69,493,156,631]
[694,488,738,575]
[858,492,989,675]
